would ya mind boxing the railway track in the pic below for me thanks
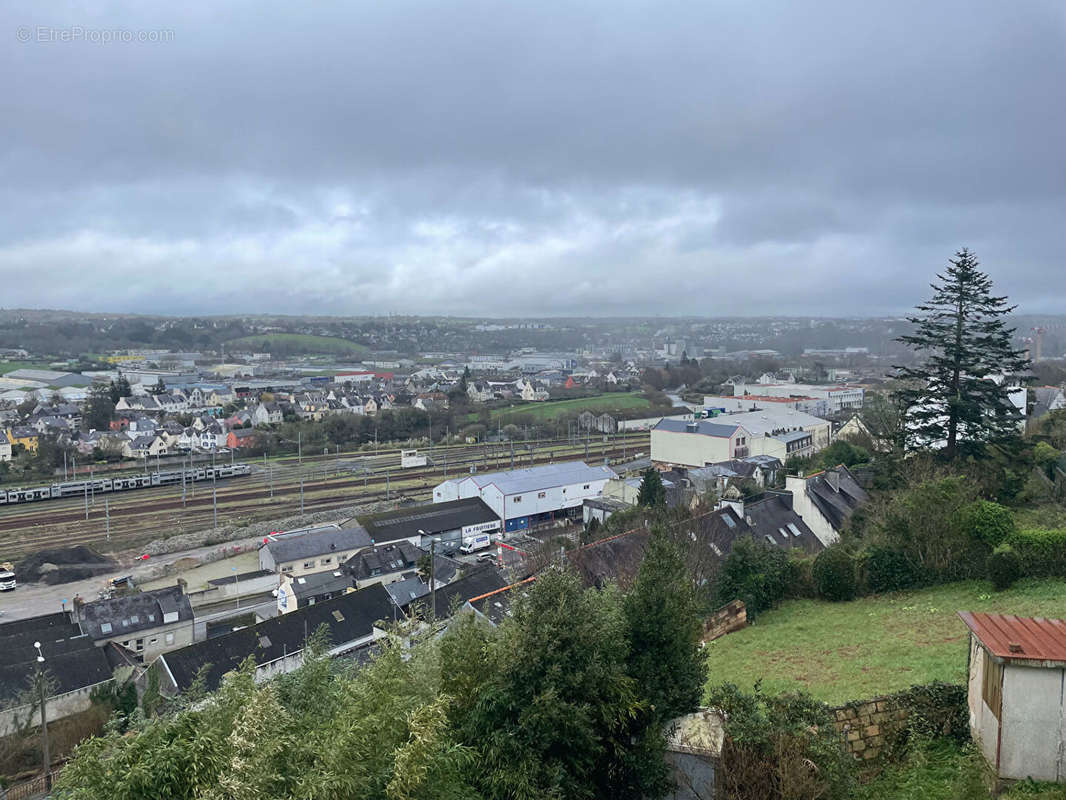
[0,438,647,557]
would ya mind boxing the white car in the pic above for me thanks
[0,571,16,591]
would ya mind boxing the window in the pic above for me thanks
[149,638,158,646]
[982,649,1003,719]
[282,564,293,572]
[321,557,332,565]
[722,515,736,529]
[130,615,139,624]
[101,622,113,634]
[303,561,315,569]
[537,492,546,498]
[583,484,590,490]
[332,610,346,622]
[513,496,522,503]
[135,638,144,652]
[165,633,174,645]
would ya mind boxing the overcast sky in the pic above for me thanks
[2,0,1064,317]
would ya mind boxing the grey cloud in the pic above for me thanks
[0,0,1063,316]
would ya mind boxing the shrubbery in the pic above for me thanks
[861,546,921,594]
[960,500,1016,547]
[986,544,1022,591]
[812,546,857,602]
[1004,527,1066,578]
[714,536,791,619]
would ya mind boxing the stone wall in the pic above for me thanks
[702,600,747,643]
[831,695,908,761]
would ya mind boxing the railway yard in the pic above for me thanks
[0,433,650,560]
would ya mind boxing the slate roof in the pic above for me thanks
[737,493,823,554]
[79,585,194,641]
[466,578,535,625]
[0,613,112,702]
[287,569,351,599]
[264,526,372,564]
[802,466,868,533]
[157,583,394,693]
[384,575,430,607]
[358,497,499,544]
[344,541,423,581]
[654,419,741,438]
[456,461,616,496]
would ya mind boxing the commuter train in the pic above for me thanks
[0,463,253,506]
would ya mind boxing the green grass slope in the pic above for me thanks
[225,333,368,356]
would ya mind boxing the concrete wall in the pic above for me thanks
[967,634,1001,771]
[0,679,112,737]
[1000,660,1066,781]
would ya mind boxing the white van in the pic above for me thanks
[459,534,492,554]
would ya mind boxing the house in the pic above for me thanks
[433,461,616,533]
[784,465,868,548]
[404,564,509,619]
[958,611,1066,784]
[259,525,373,576]
[715,492,824,555]
[344,541,427,588]
[712,407,833,456]
[76,585,195,661]
[0,441,11,462]
[5,426,39,452]
[251,402,283,427]
[652,419,753,467]
[123,433,169,459]
[1031,386,1066,423]
[227,427,259,450]
[153,584,394,696]
[277,569,352,614]
[0,612,123,736]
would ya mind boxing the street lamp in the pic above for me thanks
[33,641,51,788]
[232,566,241,609]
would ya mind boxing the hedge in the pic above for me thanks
[1005,527,1066,578]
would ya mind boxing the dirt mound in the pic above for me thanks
[15,546,116,585]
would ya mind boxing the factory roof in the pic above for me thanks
[359,497,499,543]
[654,419,744,438]
[450,461,616,496]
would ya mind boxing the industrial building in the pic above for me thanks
[433,461,616,532]
[731,382,864,413]
[357,497,501,551]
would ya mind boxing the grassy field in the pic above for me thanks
[478,393,656,424]
[858,740,1066,800]
[703,578,1066,706]
[225,333,368,356]
[0,360,56,375]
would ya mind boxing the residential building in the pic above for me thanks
[153,584,394,696]
[405,564,509,619]
[1031,386,1066,422]
[344,541,428,588]
[76,585,195,661]
[959,611,1066,783]
[0,440,10,462]
[5,426,39,452]
[259,525,373,576]
[251,402,283,427]
[226,427,259,449]
[712,407,833,454]
[277,569,352,614]
[433,461,616,532]
[784,465,868,548]
[0,612,124,736]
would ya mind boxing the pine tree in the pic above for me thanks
[624,529,707,722]
[895,248,1029,457]
[637,467,667,507]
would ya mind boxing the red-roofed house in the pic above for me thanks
[958,611,1066,784]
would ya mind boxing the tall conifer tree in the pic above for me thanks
[895,248,1029,457]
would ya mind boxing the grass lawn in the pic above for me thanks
[225,333,368,355]
[703,578,1066,706]
[477,393,656,424]
[0,359,56,375]
[858,740,1066,800]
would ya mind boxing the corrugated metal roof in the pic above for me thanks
[654,418,740,437]
[464,460,615,495]
[957,612,1066,665]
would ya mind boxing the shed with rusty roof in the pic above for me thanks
[958,611,1066,784]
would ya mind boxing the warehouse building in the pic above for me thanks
[433,461,616,532]
[357,497,501,552]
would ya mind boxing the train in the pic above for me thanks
[0,463,253,506]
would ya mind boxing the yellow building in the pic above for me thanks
[5,427,38,453]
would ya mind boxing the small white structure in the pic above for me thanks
[400,449,428,468]
[959,611,1066,784]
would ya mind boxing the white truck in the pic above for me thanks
[459,534,493,554]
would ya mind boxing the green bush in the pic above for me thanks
[714,536,791,619]
[812,546,857,602]
[862,546,921,594]
[986,544,1022,591]
[785,554,817,599]
[1005,527,1066,578]
[959,500,1016,547]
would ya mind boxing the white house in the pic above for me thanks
[651,419,753,467]
[712,407,833,458]
[433,461,615,533]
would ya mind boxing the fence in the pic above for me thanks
[2,769,61,800]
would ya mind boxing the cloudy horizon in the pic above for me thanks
[2,0,1064,317]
